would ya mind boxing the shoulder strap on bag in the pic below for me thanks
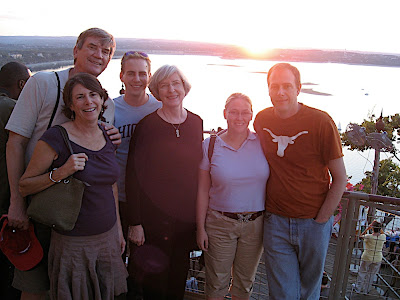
[47,72,61,130]
[53,125,90,187]
[208,134,217,162]
[54,125,74,155]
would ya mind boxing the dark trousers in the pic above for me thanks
[0,251,21,300]
[128,238,191,300]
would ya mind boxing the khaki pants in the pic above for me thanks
[355,260,381,293]
[204,209,263,298]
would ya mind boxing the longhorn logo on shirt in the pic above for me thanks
[263,128,308,157]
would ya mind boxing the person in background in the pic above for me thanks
[19,73,127,299]
[353,220,386,294]
[197,93,269,300]
[385,226,400,262]
[125,65,203,299]
[113,51,161,298]
[5,28,120,300]
[254,62,347,300]
[0,61,31,300]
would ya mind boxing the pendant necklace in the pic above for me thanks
[161,109,182,138]
[172,123,181,138]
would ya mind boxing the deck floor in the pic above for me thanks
[185,236,400,299]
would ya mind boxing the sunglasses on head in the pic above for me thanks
[123,51,149,58]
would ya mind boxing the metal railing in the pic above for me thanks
[330,191,400,299]
[185,191,400,299]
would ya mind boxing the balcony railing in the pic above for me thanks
[185,191,400,299]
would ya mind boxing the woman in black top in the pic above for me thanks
[125,65,203,300]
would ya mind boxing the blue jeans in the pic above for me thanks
[263,212,333,300]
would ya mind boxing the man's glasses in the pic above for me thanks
[123,51,149,58]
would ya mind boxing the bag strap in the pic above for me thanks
[47,72,61,130]
[208,134,217,162]
[54,125,74,155]
[53,125,90,186]
[0,214,7,229]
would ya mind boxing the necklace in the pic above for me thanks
[160,108,183,138]
[171,123,181,138]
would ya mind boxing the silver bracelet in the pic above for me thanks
[49,170,61,183]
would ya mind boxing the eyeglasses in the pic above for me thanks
[227,110,252,118]
[123,51,149,58]
[159,80,184,91]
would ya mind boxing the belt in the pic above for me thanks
[217,211,264,222]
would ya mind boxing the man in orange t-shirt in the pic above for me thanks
[254,63,347,300]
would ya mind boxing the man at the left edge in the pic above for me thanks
[0,61,31,300]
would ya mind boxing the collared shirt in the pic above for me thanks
[199,130,269,213]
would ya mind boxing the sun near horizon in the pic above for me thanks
[242,42,275,57]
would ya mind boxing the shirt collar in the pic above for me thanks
[247,130,257,141]
[217,129,256,140]
[217,129,256,151]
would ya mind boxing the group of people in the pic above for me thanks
[0,27,348,300]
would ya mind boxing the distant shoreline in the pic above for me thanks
[27,54,400,74]
[2,36,400,70]
[27,60,73,72]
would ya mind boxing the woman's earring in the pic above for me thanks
[120,83,125,95]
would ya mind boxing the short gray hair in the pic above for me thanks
[148,65,191,101]
[75,28,116,58]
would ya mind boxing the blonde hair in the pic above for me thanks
[225,93,253,110]
[121,52,151,73]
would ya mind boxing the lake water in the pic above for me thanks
[52,54,400,185]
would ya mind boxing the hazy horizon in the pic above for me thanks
[2,0,400,55]
[1,35,399,55]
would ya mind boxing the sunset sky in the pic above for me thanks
[1,0,399,54]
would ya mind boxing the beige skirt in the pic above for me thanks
[48,223,128,300]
